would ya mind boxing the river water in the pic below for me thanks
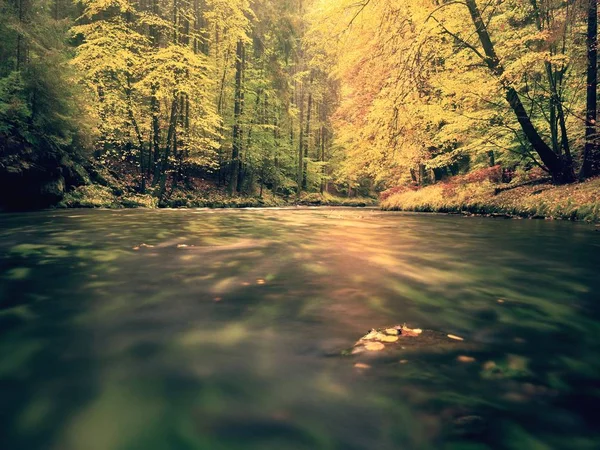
[1,208,599,449]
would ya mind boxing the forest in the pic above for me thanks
[0,0,599,214]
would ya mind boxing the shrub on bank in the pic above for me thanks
[59,185,118,208]
[297,192,378,207]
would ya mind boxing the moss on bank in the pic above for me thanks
[57,185,376,209]
[381,177,600,223]
[297,192,378,207]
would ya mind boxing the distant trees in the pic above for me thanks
[69,0,337,199]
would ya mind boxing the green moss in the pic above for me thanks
[59,185,118,208]
[120,194,158,209]
[297,192,377,207]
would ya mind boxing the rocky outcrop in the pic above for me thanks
[0,150,90,211]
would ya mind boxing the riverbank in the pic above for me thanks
[57,184,377,209]
[381,177,600,223]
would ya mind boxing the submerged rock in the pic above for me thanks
[345,325,465,355]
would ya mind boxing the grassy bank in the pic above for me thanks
[381,177,600,223]
[296,192,378,207]
[57,185,377,209]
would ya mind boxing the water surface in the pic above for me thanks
[1,208,599,449]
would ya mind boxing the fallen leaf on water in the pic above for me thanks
[256,279,266,285]
[213,297,222,302]
[402,326,423,337]
[354,363,371,369]
[241,282,251,286]
[177,244,189,248]
[497,299,505,304]
[140,243,154,248]
[457,356,476,363]
[361,330,378,340]
[448,334,464,341]
[133,247,140,251]
[385,328,399,336]
[399,360,408,364]
[379,335,398,343]
[364,342,385,351]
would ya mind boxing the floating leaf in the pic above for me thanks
[379,335,398,343]
[256,279,266,285]
[361,330,379,340]
[448,334,464,341]
[364,342,385,351]
[457,355,476,363]
[354,363,371,369]
[385,328,399,336]
[401,326,422,337]
[483,361,496,371]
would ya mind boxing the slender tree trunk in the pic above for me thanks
[16,0,25,71]
[303,78,313,190]
[159,98,179,200]
[529,0,573,169]
[229,40,244,195]
[151,84,161,185]
[320,125,326,193]
[581,0,599,178]
[297,88,305,197]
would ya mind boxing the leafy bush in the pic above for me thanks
[59,185,117,208]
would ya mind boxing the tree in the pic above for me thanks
[448,0,574,182]
[581,0,599,178]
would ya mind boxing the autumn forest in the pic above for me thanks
[0,0,599,213]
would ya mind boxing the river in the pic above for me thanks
[1,208,599,449]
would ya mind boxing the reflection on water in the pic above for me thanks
[1,208,599,449]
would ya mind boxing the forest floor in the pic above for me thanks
[381,176,600,223]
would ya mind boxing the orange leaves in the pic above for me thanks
[457,355,475,363]
[352,324,424,353]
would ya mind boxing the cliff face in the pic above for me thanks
[0,145,89,211]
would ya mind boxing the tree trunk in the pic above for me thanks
[229,40,244,195]
[581,0,599,178]
[529,0,573,171]
[303,77,313,190]
[297,88,305,197]
[158,98,179,200]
